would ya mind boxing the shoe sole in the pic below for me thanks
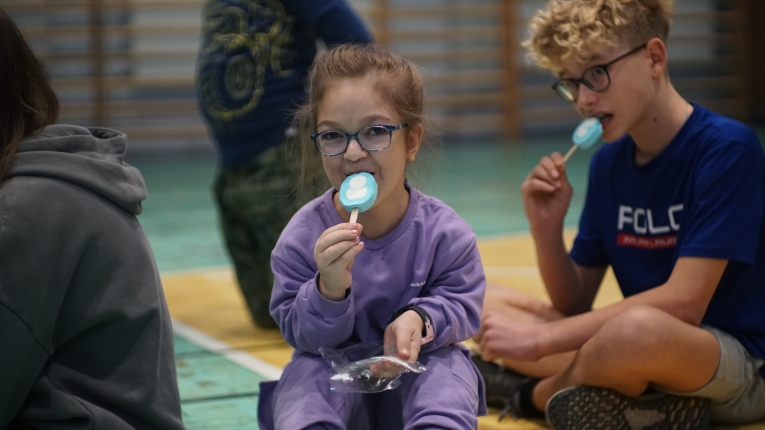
[546,386,711,430]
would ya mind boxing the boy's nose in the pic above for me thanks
[344,137,368,161]
[576,84,598,108]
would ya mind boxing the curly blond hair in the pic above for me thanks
[523,0,674,73]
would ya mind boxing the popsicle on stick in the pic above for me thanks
[339,172,378,223]
[564,117,603,162]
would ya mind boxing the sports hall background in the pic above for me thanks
[5,0,765,428]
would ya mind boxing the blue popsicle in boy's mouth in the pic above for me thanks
[564,117,603,161]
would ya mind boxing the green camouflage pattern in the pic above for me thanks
[213,141,328,328]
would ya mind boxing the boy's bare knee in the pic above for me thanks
[593,306,673,358]
[574,307,669,370]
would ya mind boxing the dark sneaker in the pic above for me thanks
[546,385,711,430]
[470,354,535,420]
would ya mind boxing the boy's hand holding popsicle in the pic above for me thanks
[521,118,602,232]
[315,173,379,301]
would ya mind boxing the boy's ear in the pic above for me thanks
[646,37,669,79]
[406,123,424,162]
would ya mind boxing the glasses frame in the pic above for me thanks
[311,124,409,157]
[551,44,648,102]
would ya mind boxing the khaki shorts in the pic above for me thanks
[657,326,765,424]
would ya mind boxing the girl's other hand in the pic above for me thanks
[384,310,423,363]
[370,310,424,378]
[314,223,365,301]
[520,152,573,234]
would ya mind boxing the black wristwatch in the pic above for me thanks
[388,304,435,343]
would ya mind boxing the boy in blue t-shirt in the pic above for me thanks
[473,0,765,428]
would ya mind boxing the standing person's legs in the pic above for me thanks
[214,141,326,328]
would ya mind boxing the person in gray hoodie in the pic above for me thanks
[0,7,185,430]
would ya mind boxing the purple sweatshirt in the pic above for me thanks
[270,186,486,355]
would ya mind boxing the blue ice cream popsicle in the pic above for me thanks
[339,172,378,223]
[564,117,603,161]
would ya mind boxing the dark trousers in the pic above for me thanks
[213,142,327,328]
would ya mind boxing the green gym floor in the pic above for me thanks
[132,131,765,430]
[134,138,589,274]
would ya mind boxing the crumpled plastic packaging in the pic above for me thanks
[319,343,428,393]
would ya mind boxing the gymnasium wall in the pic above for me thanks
[3,0,760,153]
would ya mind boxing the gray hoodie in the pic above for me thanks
[0,125,184,429]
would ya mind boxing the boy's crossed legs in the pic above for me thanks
[477,284,765,425]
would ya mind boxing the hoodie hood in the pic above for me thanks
[10,124,146,215]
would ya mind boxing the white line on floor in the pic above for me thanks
[172,319,283,381]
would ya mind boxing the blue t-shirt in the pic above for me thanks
[196,0,373,168]
[570,104,765,362]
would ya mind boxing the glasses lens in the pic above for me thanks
[583,66,609,91]
[358,126,391,150]
[317,131,347,155]
[554,81,576,101]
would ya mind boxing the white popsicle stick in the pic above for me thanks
[349,207,359,224]
[563,144,578,162]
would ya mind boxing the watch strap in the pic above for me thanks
[388,304,435,344]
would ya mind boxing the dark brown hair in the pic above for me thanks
[293,43,432,192]
[0,7,59,181]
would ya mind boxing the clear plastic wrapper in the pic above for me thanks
[319,344,428,393]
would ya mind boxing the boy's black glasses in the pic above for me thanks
[551,44,647,102]
[311,124,408,156]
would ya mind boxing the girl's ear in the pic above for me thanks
[406,123,424,162]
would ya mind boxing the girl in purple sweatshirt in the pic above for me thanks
[258,44,487,429]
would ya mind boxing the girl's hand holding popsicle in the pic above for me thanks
[314,221,365,301]
[314,173,379,301]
